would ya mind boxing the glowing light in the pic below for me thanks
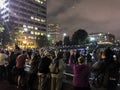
[24,28,28,32]
[99,33,102,36]
[47,34,51,38]
[23,25,26,28]
[41,33,44,36]
[90,37,95,41]
[63,33,67,37]
[0,0,5,8]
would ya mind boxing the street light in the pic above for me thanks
[63,33,67,37]
[63,33,67,45]
[47,34,51,38]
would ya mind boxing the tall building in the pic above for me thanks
[48,24,61,44]
[0,0,47,48]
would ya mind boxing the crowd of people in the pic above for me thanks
[0,45,120,90]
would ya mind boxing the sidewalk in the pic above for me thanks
[0,80,22,90]
[0,80,119,90]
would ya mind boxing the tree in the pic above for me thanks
[71,29,88,45]
[36,35,49,47]
[55,40,62,46]
[63,36,70,45]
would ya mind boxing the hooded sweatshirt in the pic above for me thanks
[69,55,90,87]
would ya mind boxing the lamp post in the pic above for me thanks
[63,33,67,45]
[47,34,52,45]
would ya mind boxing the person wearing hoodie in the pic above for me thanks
[69,50,91,90]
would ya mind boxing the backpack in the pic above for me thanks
[92,61,120,88]
[108,62,120,81]
[50,58,59,74]
[38,56,51,74]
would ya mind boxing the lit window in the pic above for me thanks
[41,33,44,36]
[35,0,44,4]
[23,25,26,28]
[35,27,38,30]
[38,32,40,35]
[35,32,38,35]
[28,25,33,29]
[40,1,43,4]
[41,19,45,23]
[37,18,40,22]
[31,16,34,20]
[31,31,34,34]
[35,18,38,21]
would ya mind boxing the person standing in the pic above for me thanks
[16,50,29,88]
[69,50,91,90]
[28,51,41,90]
[50,51,65,90]
[0,50,8,80]
[38,49,51,90]
[93,47,120,90]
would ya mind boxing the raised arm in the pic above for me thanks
[69,50,75,67]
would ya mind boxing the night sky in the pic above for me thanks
[47,0,120,39]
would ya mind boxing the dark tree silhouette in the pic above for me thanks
[36,35,49,47]
[64,36,70,45]
[55,40,62,46]
[71,29,88,45]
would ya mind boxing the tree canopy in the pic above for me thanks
[36,35,49,47]
[71,29,88,45]
[63,36,70,45]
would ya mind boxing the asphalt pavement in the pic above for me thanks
[0,80,22,90]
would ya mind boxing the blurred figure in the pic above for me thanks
[7,51,17,84]
[38,49,51,90]
[16,51,29,88]
[28,51,41,90]
[92,47,120,90]
[0,50,8,80]
[50,50,65,90]
[86,52,92,67]
[69,50,91,90]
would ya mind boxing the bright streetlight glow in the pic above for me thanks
[47,34,51,38]
[90,37,95,41]
[63,33,67,37]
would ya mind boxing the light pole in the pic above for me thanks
[63,33,67,45]
[47,34,52,45]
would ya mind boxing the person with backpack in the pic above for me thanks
[92,47,120,90]
[69,50,91,90]
[49,50,65,90]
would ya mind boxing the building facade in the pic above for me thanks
[89,32,115,44]
[0,0,47,48]
[48,24,60,44]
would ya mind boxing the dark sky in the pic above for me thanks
[47,0,120,39]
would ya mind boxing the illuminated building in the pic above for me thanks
[0,0,47,48]
[89,32,115,44]
[48,24,61,44]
